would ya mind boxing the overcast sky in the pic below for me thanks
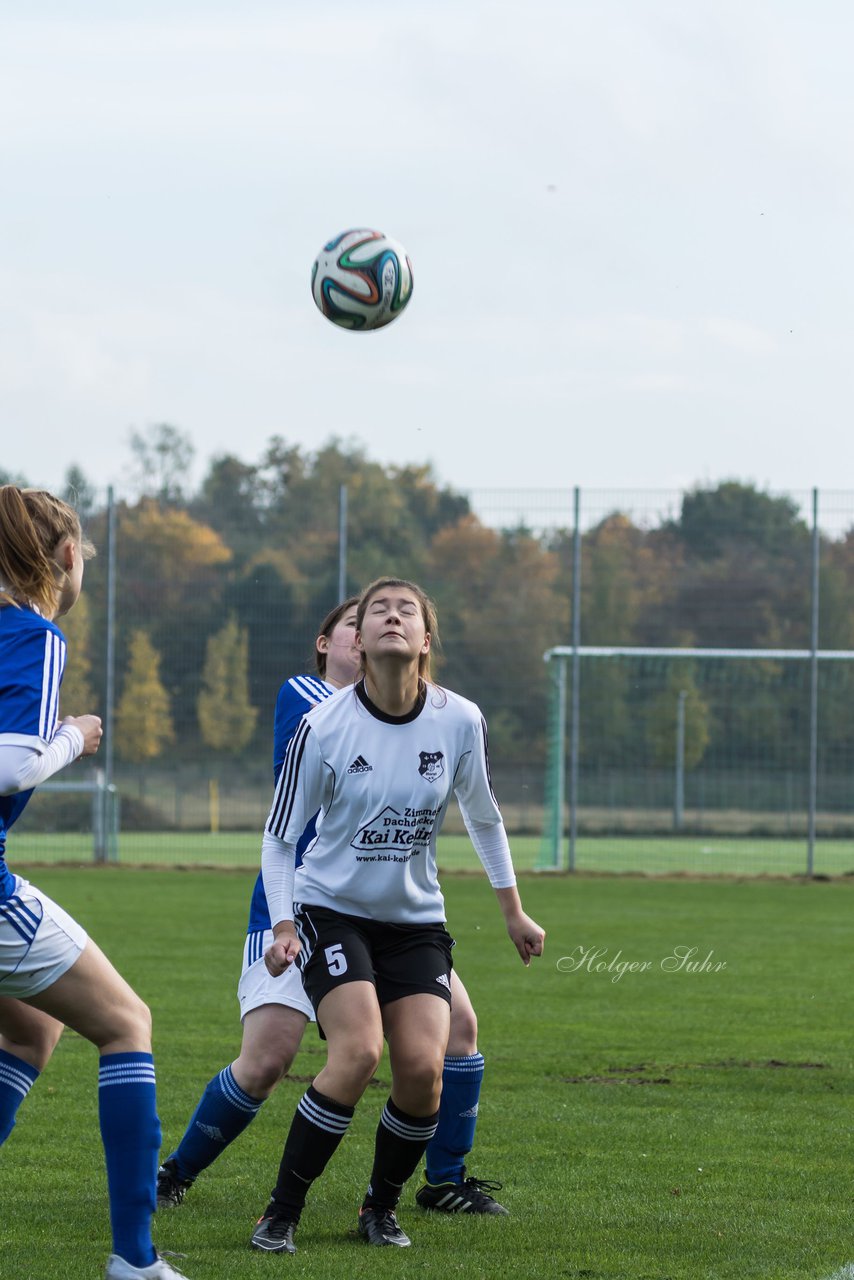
[1,1,852,503]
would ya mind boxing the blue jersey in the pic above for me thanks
[0,604,67,900]
[245,674,337,935]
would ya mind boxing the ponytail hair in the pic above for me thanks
[0,486,95,615]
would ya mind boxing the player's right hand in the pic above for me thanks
[265,926,301,977]
[62,714,103,757]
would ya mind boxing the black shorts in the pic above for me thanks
[295,903,455,1017]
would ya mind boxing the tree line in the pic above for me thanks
[5,430,853,781]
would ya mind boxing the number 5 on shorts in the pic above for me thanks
[325,943,348,976]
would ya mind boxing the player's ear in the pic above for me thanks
[355,629,365,652]
[422,633,431,654]
[316,633,330,657]
[57,537,76,573]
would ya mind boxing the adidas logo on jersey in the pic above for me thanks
[435,973,451,990]
[347,755,373,774]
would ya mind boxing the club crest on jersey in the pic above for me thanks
[418,750,445,783]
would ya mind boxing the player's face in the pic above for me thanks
[54,537,84,618]
[320,608,360,686]
[357,590,430,666]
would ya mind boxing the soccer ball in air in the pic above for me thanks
[311,229,414,331]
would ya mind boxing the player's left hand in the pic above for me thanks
[506,912,546,966]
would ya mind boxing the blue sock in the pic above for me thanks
[169,1064,263,1181]
[425,1052,485,1185]
[98,1052,160,1269]
[0,1048,39,1145]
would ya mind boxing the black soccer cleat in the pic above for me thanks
[249,1206,299,1254]
[155,1158,194,1210]
[415,1169,509,1215]
[357,1205,411,1247]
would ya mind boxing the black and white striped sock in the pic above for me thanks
[363,1098,439,1211]
[271,1085,354,1216]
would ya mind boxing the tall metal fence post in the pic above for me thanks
[568,487,581,872]
[807,487,819,876]
[338,484,348,603]
[674,689,686,830]
[101,485,117,863]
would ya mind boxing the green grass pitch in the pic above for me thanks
[0,868,850,1280]
[10,828,854,877]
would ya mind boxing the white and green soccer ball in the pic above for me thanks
[311,229,414,331]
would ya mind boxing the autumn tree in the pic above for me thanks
[115,631,175,762]
[208,436,471,599]
[427,515,566,762]
[114,500,231,615]
[197,616,258,755]
[192,454,266,562]
[57,593,96,717]
[549,513,682,766]
[643,667,711,769]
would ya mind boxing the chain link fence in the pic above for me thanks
[14,481,854,876]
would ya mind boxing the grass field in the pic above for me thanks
[0,867,851,1280]
[9,828,854,877]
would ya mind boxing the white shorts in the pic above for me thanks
[237,929,314,1022]
[0,876,88,999]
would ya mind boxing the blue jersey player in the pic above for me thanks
[156,597,360,1209]
[0,485,189,1280]
[158,597,508,1219]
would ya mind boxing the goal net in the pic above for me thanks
[539,646,854,875]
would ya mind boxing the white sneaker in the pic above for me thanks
[104,1254,190,1279]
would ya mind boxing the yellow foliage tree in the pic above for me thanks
[117,499,232,614]
[115,630,175,762]
[57,593,96,716]
[197,616,258,755]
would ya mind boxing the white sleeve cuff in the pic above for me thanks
[0,725,85,795]
[464,819,517,889]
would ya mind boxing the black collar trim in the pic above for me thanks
[356,677,427,724]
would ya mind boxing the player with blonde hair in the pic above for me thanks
[0,485,189,1280]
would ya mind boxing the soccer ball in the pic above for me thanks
[311,229,413,331]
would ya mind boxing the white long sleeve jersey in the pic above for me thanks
[263,680,515,926]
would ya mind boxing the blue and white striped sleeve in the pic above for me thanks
[272,675,335,781]
[38,630,66,740]
[0,626,67,744]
